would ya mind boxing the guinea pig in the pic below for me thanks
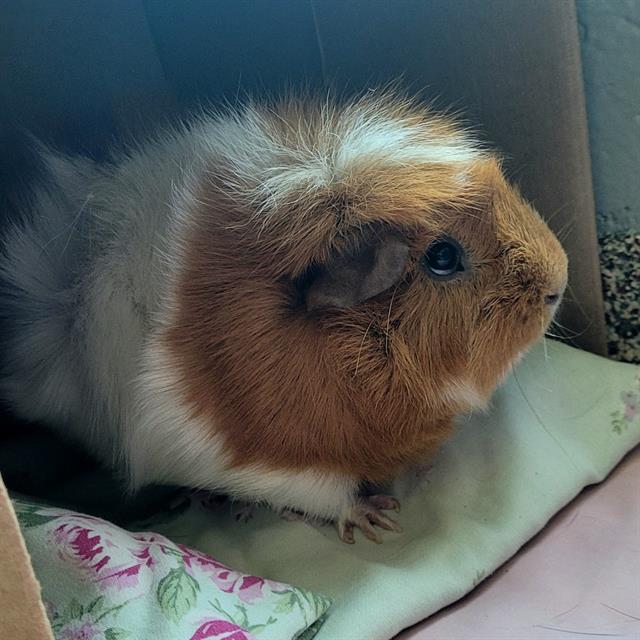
[0,91,568,543]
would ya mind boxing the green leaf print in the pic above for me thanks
[86,595,106,615]
[248,616,278,633]
[156,567,200,621]
[233,603,250,628]
[14,506,58,528]
[611,410,627,434]
[272,587,331,627]
[296,588,331,618]
[105,628,130,640]
[308,591,332,617]
[274,591,296,614]
[64,598,84,621]
[209,598,280,635]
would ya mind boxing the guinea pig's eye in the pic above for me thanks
[421,238,465,280]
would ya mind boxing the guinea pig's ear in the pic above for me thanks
[305,236,409,312]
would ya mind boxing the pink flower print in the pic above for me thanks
[189,619,257,640]
[236,576,266,604]
[58,618,101,640]
[48,523,168,592]
[131,545,155,569]
[52,524,111,572]
[262,577,291,594]
[621,391,640,420]
[199,565,267,603]
[95,562,142,590]
[176,545,269,602]
[178,545,227,575]
[210,567,242,593]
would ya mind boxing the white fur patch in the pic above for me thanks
[440,377,488,411]
[335,119,479,172]
[129,344,358,521]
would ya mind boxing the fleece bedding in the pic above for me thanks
[13,339,640,640]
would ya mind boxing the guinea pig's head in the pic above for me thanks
[169,92,568,477]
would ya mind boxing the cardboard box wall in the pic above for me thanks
[0,2,606,638]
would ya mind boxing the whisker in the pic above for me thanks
[385,283,400,355]
[39,192,94,257]
[556,218,576,243]
[354,318,374,377]
[544,203,571,226]
[549,317,591,340]
[564,281,595,327]
[513,369,578,470]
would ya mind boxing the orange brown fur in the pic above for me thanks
[164,94,567,484]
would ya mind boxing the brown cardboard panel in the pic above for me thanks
[312,0,606,354]
[0,475,53,640]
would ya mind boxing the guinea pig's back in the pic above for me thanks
[0,131,196,460]
[0,145,101,430]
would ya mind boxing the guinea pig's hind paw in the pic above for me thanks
[337,496,402,544]
[367,494,401,512]
[232,502,255,523]
[279,508,307,522]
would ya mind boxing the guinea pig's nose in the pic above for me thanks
[544,292,561,305]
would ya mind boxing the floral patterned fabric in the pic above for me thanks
[13,500,331,640]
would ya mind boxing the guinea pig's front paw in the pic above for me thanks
[232,501,255,523]
[337,495,402,544]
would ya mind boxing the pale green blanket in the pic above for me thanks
[16,340,640,640]
[149,340,640,640]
